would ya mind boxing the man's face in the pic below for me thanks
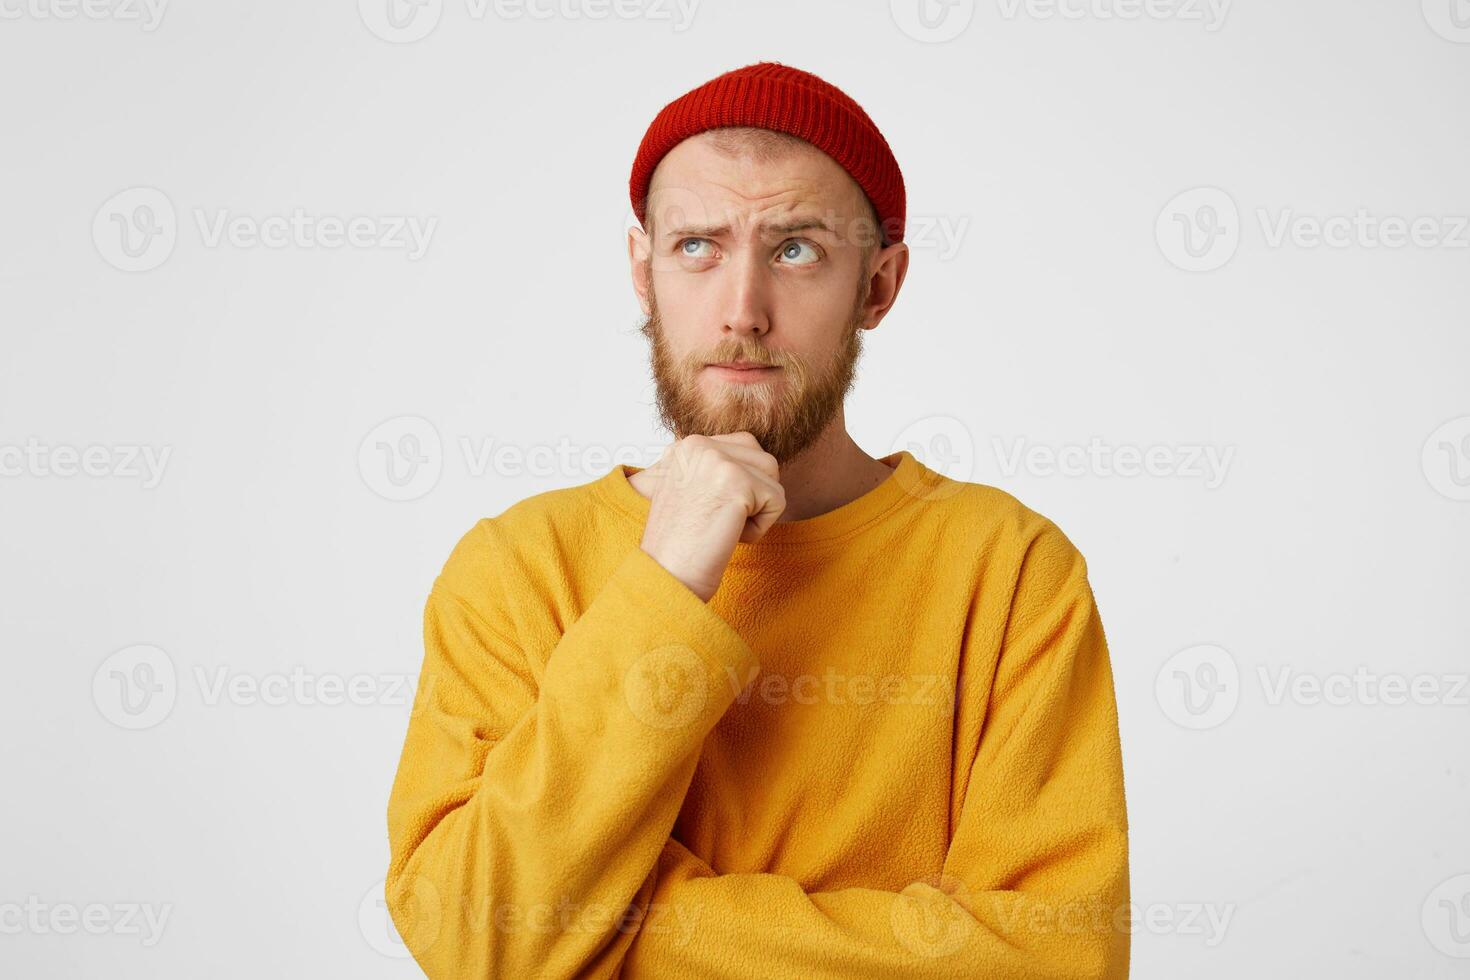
[629,131,884,465]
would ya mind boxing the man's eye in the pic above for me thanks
[679,238,714,258]
[777,240,820,265]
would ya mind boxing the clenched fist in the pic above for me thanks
[630,433,787,602]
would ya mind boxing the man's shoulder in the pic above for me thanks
[919,470,1086,569]
[916,474,1097,639]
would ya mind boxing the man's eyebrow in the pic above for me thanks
[661,217,838,240]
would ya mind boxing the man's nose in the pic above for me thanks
[719,248,772,338]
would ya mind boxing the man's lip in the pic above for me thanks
[707,362,778,370]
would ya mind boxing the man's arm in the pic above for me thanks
[621,524,1131,979]
[384,520,758,979]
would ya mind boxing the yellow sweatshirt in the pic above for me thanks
[385,448,1130,979]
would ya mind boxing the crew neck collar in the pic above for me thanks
[595,448,940,551]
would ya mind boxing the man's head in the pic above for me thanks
[626,65,909,465]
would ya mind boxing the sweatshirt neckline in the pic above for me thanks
[596,448,936,550]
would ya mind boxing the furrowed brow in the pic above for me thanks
[662,216,838,240]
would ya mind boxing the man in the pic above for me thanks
[385,61,1130,979]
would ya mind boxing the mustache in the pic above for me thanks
[695,341,786,368]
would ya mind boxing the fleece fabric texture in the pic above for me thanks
[384,448,1130,979]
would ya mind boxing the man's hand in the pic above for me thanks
[633,433,786,602]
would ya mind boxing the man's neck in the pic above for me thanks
[772,420,895,522]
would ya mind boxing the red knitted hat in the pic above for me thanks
[629,61,906,246]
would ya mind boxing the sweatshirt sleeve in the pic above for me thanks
[619,524,1131,980]
[384,520,759,980]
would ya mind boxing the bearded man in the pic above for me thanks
[386,61,1130,980]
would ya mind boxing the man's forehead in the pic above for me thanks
[647,132,865,236]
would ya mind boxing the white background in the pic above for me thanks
[2,0,1468,976]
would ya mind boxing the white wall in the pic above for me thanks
[1,1,1467,976]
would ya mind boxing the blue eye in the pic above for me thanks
[779,240,819,265]
[680,238,714,258]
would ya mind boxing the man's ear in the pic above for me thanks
[628,225,653,316]
[857,242,910,331]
